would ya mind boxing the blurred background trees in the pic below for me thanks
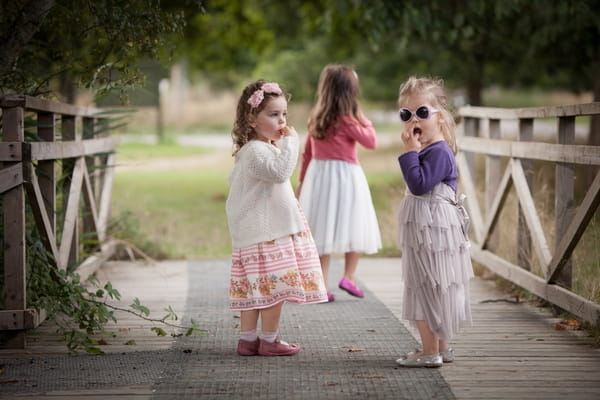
[1,0,598,107]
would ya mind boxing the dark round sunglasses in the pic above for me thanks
[398,105,439,122]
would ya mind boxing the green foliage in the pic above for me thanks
[22,227,205,353]
[181,0,599,105]
[0,0,195,99]
[26,234,117,354]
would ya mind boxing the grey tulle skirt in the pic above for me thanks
[397,183,474,341]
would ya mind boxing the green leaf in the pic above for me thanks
[104,282,122,300]
[151,327,168,336]
[85,346,105,355]
[131,298,150,316]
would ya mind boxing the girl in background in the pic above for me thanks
[395,76,473,367]
[226,80,328,357]
[297,64,382,301]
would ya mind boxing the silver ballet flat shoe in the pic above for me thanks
[400,347,454,363]
[440,348,454,363]
[395,353,443,368]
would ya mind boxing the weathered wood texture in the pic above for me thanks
[0,261,187,358]
[0,95,118,349]
[360,258,600,400]
[457,102,600,325]
[5,259,599,399]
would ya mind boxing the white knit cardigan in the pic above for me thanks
[226,136,305,249]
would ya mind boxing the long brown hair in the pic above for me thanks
[231,80,289,155]
[397,76,457,154]
[308,64,366,140]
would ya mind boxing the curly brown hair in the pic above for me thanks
[231,80,289,155]
[308,64,367,140]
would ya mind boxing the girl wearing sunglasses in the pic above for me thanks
[297,64,382,302]
[395,76,473,368]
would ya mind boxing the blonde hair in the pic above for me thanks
[397,76,457,154]
[308,64,367,140]
[231,80,289,155]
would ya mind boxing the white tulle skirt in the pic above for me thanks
[397,183,474,341]
[299,159,382,255]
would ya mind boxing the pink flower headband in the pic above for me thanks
[247,82,283,109]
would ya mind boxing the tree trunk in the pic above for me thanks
[0,0,55,77]
[466,51,484,106]
[467,78,483,106]
[586,60,600,187]
[589,61,600,147]
[59,73,76,104]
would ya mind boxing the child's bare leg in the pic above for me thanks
[439,339,449,352]
[259,302,284,334]
[240,309,259,332]
[416,320,440,355]
[343,251,360,283]
[320,254,331,290]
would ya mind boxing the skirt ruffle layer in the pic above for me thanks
[397,183,474,341]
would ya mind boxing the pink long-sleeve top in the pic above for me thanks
[299,116,377,182]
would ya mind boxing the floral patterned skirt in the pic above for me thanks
[229,230,329,310]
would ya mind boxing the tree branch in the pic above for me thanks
[0,0,55,77]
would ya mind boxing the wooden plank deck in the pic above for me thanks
[2,258,600,399]
[360,258,600,400]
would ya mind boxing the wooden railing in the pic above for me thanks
[0,95,118,348]
[457,102,600,326]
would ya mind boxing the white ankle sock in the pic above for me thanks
[260,331,278,343]
[240,329,258,342]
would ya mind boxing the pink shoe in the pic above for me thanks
[258,338,301,356]
[327,292,335,302]
[237,338,260,356]
[339,277,364,298]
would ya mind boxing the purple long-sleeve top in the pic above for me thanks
[398,140,458,196]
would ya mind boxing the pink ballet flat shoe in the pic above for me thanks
[237,338,260,356]
[258,338,301,356]
[338,277,364,298]
[327,292,335,302]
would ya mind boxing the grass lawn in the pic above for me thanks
[110,139,407,260]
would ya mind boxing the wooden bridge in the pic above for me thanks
[0,96,599,398]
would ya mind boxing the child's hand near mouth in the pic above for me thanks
[280,126,297,137]
[401,127,421,152]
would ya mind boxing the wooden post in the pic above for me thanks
[518,119,533,271]
[82,117,96,254]
[463,117,479,173]
[485,119,501,252]
[555,116,575,287]
[37,112,56,235]
[61,115,79,270]
[2,107,26,348]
